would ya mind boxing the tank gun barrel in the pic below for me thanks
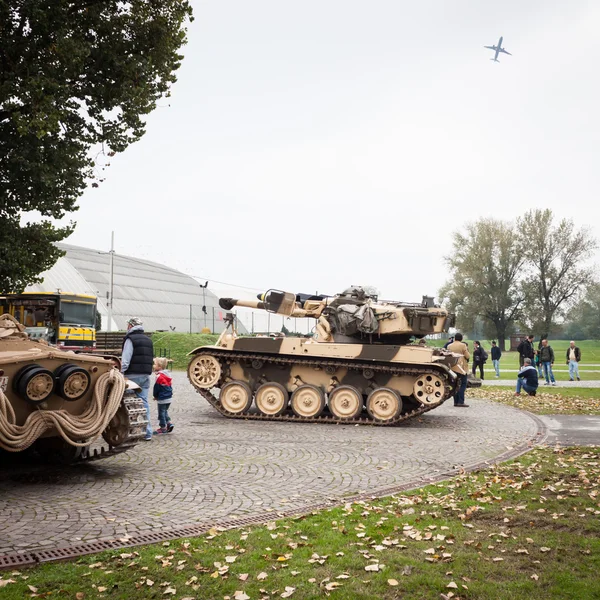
[219,290,325,318]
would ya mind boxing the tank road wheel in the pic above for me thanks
[366,388,402,423]
[290,385,326,418]
[188,354,222,389]
[220,381,253,414]
[413,373,445,405]
[328,385,363,420]
[255,382,289,416]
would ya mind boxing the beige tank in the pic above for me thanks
[188,286,472,425]
[0,314,147,463]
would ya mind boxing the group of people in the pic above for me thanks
[515,336,582,396]
[445,333,583,404]
[121,317,174,440]
[444,337,502,382]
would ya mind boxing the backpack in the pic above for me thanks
[482,349,488,362]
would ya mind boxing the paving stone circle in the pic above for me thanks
[0,372,542,555]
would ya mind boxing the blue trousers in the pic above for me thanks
[157,403,172,428]
[568,360,580,380]
[453,374,467,405]
[542,362,555,383]
[516,378,537,395]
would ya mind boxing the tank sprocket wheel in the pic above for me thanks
[188,354,222,389]
[220,381,253,414]
[366,387,402,422]
[328,385,363,420]
[255,382,288,416]
[102,401,132,447]
[413,373,445,405]
[290,385,326,418]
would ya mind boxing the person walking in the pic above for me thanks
[566,340,582,381]
[121,317,154,440]
[153,357,174,434]
[538,338,556,386]
[491,341,502,377]
[447,332,470,407]
[516,335,535,368]
[515,357,539,396]
[472,341,486,380]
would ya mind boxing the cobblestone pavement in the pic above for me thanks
[0,373,542,556]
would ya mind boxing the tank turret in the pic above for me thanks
[219,286,455,345]
[188,286,465,426]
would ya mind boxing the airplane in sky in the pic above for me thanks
[484,36,512,62]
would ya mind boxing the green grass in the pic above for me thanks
[430,339,600,382]
[2,447,600,599]
[151,332,219,370]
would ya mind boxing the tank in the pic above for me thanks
[0,314,147,463]
[187,286,472,426]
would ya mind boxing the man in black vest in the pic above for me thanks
[122,317,154,440]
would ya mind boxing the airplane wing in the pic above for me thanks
[499,48,512,55]
[484,45,497,50]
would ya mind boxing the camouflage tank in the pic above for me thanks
[187,286,469,425]
[0,314,147,463]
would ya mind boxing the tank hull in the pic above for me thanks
[0,314,147,463]
[188,338,462,425]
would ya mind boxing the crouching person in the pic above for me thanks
[153,357,174,434]
[515,357,539,396]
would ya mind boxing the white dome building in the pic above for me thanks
[26,243,240,333]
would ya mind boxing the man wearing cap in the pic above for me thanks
[122,317,154,440]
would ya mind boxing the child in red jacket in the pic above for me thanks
[153,357,174,434]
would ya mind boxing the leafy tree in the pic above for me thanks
[0,0,193,292]
[517,209,597,338]
[439,218,527,350]
[564,283,600,340]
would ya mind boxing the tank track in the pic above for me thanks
[76,391,148,463]
[190,349,457,426]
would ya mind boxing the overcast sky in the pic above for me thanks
[63,0,600,305]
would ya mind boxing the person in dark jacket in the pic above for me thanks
[491,341,502,377]
[566,341,582,381]
[516,335,535,368]
[515,358,538,396]
[472,341,486,379]
[153,357,174,434]
[122,317,154,440]
[538,338,556,385]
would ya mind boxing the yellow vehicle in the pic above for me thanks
[0,292,97,351]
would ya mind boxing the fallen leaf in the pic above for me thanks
[28,586,38,593]
[234,592,250,600]
[238,574,249,582]
[447,582,458,589]
[76,593,84,600]
[325,582,342,591]
[388,579,399,586]
[540,547,552,553]
[97,587,107,593]
[146,579,154,586]
[281,586,296,598]
[364,564,380,572]
[531,574,539,581]
[257,572,268,581]
[225,556,237,563]
[163,587,176,596]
